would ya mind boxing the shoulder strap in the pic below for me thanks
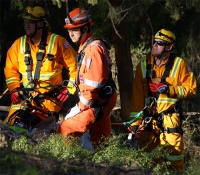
[24,42,34,88]
[161,53,176,83]
[34,31,48,81]
[146,53,176,97]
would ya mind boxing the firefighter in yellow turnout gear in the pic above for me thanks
[129,29,197,172]
[4,6,77,128]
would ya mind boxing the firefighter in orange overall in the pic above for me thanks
[4,6,77,130]
[59,8,117,149]
[129,29,197,172]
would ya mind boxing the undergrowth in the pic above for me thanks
[1,131,200,175]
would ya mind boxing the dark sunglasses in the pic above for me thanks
[153,40,166,46]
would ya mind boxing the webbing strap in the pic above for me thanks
[161,53,176,83]
[34,31,48,81]
[24,42,34,88]
[76,36,102,84]
[164,127,183,135]
[76,36,115,108]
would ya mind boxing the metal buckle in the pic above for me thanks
[164,127,170,133]
[144,116,152,124]
[103,86,112,95]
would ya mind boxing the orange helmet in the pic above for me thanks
[22,6,51,31]
[64,8,94,29]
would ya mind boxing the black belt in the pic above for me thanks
[164,127,183,135]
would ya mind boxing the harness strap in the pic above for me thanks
[76,36,116,108]
[164,127,183,135]
[34,31,48,81]
[161,53,176,83]
[76,36,101,84]
[155,53,176,98]
[24,42,34,88]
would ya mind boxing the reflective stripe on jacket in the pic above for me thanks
[4,32,77,93]
[130,55,197,125]
[77,34,112,110]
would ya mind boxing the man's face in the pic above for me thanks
[151,39,167,56]
[23,19,43,36]
[67,28,81,43]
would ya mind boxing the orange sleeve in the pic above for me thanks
[78,41,109,110]
[55,36,77,82]
[4,38,21,91]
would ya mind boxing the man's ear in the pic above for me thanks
[166,45,173,51]
[39,21,44,28]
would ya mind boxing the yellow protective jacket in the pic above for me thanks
[130,55,197,126]
[4,32,77,94]
[77,33,112,110]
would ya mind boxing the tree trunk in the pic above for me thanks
[112,16,133,122]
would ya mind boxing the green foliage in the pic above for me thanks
[12,135,32,152]
[108,6,122,24]
[87,0,98,6]
[130,42,151,70]
[51,0,63,9]
[1,132,200,174]
[11,0,24,11]
[0,149,45,175]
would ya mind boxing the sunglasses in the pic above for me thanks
[153,40,166,46]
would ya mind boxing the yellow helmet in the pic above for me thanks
[22,6,51,31]
[154,29,176,46]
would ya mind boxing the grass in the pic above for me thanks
[1,126,200,175]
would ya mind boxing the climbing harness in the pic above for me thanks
[76,36,116,109]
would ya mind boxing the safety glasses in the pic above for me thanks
[153,40,166,46]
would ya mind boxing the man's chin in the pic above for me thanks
[71,39,78,43]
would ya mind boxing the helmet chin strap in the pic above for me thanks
[75,28,87,44]
[156,45,169,59]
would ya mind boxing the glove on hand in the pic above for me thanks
[57,88,70,103]
[11,88,23,104]
[149,82,169,94]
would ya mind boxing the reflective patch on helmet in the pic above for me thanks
[79,74,84,83]
[64,41,70,48]
[186,65,192,72]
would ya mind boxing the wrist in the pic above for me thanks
[168,86,176,98]
[11,87,21,92]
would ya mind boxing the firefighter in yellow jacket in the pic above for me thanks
[129,29,197,172]
[4,6,77,129]
[58,8,117,149]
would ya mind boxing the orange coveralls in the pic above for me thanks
[4,32,77,123]
[130,55,197,172]
[59,33,117,148]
